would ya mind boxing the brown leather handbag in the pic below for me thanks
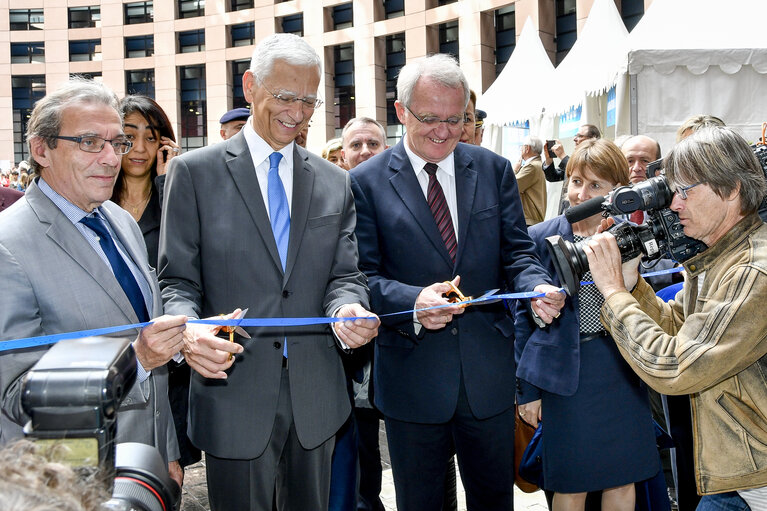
[514,405,539,493]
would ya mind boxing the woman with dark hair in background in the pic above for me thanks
[114,95,180,265]
[515,139,660,511]
[114,95,200,471]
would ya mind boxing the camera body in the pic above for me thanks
[21,336,180,511]
[546,168,707,295]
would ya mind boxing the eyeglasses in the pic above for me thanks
[53,135,133,155]
[260,80,323,109]
[463,115,476,125]
[673,182,701,199]
[405,106,465,127]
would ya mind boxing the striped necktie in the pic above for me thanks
[424,162,457,263]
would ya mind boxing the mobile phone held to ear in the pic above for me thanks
[546,140,556,154]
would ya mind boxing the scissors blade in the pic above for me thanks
[474,288,501,304]
[233,307,250,338]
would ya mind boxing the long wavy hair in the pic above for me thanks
[112,95,175,202]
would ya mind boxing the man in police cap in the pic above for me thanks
[219,107,251,140]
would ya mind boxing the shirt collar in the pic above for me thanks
[37,176,101,224]
[403,133,455,177]
[242,117,294,169]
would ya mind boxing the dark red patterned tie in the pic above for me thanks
[424,163,457,263]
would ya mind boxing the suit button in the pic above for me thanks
[451,327,458,335]
[282,290,290,298]
[273,341,281,350]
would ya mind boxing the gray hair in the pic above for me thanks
[341,117,386,144]
[396,54,469,109]
[676,114,725,142]
[249,33,321,83]
[665,126,766,215]
[26,77,120,177]
[524,136,543,155]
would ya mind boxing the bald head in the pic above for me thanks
[621,135,661,184]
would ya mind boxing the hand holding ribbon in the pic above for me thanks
[181,308,245,380]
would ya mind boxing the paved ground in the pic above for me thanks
[179,424,548,510]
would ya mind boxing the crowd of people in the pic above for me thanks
[1,32,766,511]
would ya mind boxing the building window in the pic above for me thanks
[556,0,577,64]
[12,75,46,163]
[10,42,45,64]
[69,6,101,29]
[125,1,153,24]
[495,5,515,77]
[621,0,644,32]
[178,0,205,19]
[69,39,102,62]
[231,23,255,47]
[385,33,405,144]
[125,35,154,58]
[332,3,353,30]
[439,21,459,61]
[10,9,44,31]
[333,44,355,133]
[179,30,205,53]
[280,13,303,36]
[231,59,250,109]
[383,0,404,19]
[229,0,253,10]
[126,69,155,97]
[179,65,207,150]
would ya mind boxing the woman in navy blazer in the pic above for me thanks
[515,139,659,511]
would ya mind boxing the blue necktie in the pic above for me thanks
[80,215,149,323]
[267,151,290,358]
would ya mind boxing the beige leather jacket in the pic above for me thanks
[601,213,767,494]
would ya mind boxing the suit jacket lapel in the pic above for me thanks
[453,146,477,267]
[225,133,285,274]
[26,183,138,322]
[389,143,454,268]
[101,203,162,317]
[284,145,313,285]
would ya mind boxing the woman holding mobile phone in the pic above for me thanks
[113,95,180,266]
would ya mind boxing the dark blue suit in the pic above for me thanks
[515,215,580,403]
[351,140,553,510]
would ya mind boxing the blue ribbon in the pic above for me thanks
[0,265,684,353]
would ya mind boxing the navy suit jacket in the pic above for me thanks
[351,140,552,423]
[514,215,581,404]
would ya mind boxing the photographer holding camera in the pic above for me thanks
[585,126,767,509]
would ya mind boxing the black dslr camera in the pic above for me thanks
[21,336,181,511]
[545,160,707,295]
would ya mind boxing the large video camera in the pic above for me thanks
[21,336,181,511]
[545,161,707,295]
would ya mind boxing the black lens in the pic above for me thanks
[103,443,180,511]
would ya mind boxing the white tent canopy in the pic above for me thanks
[618,0,767,150]
[543,0,628,117]
[478,17,554,127]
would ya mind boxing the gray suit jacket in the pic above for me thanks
[0,180,179,463]
[159,131,369,459]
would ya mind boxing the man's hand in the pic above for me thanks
[518,399,541,428]
[133,315,188,371]
[583,232,637,299]
[552,140,566,159]
[169,460,184,488]
[334,304,381,349]
[531,284,565,324]
[182,309,244,379]
[415,276,466,330]
[513,157,523,173]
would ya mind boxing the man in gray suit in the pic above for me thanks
[0,79,187,485]
[159,33,379,511]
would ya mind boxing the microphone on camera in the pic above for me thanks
[564,196,606,224]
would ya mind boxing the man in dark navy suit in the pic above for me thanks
[350,54,565,511]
